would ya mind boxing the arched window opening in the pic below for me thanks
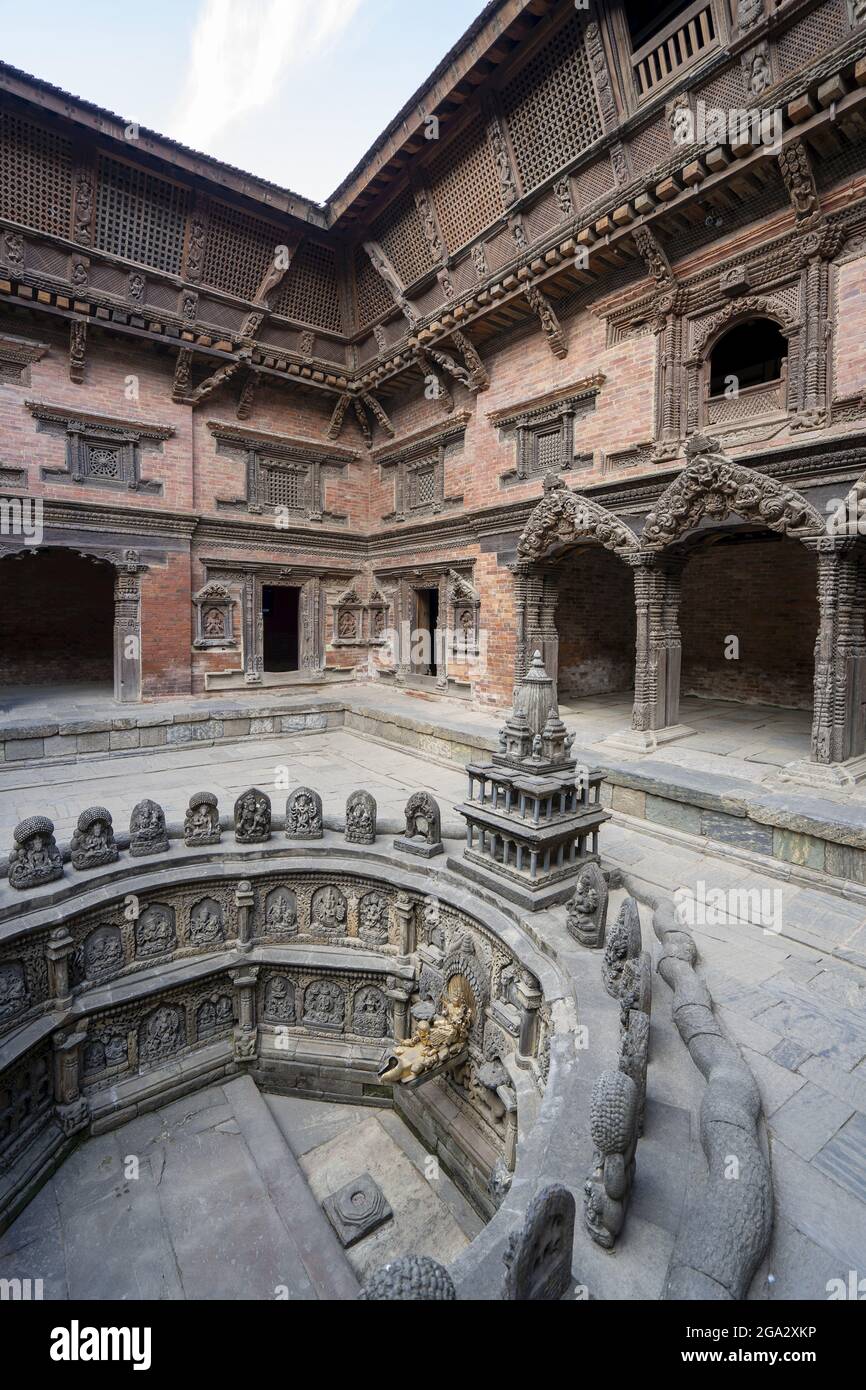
[708,319,788,398]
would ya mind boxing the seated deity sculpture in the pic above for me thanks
[9,816,64,890]
[286,788,323,840]
[345,790,376,845]
[129,799,168,857]
[184,792,220,846]
[266,892,297,930]
[565,863,608,949]
[234,789,271,843]
[70,807,118,870]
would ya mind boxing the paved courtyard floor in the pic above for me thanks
[0,681,829,793]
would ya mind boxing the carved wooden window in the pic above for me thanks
[427,114,502,253]
[67,432,146,490]
[411,461,437,509]
[95,155,189,274]
[627,0,724,100]
[273,241,343,333]
[202,199,280,301]
[28,404,171,495]
[262,461,308,511]
[535,429,563,475]
[0,111,72,237]
[495,389,602,483]
[501,12,603,193]
[703,317,789,427]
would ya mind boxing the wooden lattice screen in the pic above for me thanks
[501,12,602,193]
[353,244,393,328]
[273,240,343,333]
[370,187,434,286]
[0,110,72,238]
[202,198,284,301]
[427,113,502,254]
[95,154,189,274]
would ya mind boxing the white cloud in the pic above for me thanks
[173,0,363,154]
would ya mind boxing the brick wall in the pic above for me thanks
[833,252,866,401]
[557,548,636,698]
[0,551,114,685]
[141,552,192,697]
[680,537,817,708]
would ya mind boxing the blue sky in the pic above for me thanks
[0,0,484,202]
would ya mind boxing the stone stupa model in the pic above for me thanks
[451,652,609,910]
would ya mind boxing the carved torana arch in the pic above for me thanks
[517,475,640,564]
[642,438,825,550]
[691,295,797,361]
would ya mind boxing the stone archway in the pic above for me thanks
[640,439,866,776]
[642,436,826,549]
[513,476,640,701]
[0,545,145,704]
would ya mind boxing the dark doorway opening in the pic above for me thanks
[262,586,300,673]
[415,587,440,677]
[0,550,115,689]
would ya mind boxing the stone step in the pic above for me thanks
[222,1075,360,1301]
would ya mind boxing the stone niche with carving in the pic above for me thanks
[209,420,354,524]
[448,570,481,658]
[492,380,604,485]
[332,583,393,648]
[193,583,237,649]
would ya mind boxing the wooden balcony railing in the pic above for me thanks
[631,0,723,100]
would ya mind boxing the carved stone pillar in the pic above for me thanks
[515,971,542,1067]
[386,975,414,1042]
[52,1028,89,1136]
[46,928,75,1008]
[235,879,255,953]
[243,574,262,685]
[393,890,416,959]
[800,255,830,427]
[806,540,866,767]
[512,565,559,702]
[113,557,145,703]
[230,966,260,1063]
[504,1094,519,1172]
[604,554,692,753]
